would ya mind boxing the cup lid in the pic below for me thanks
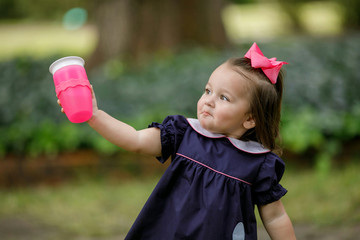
[49,56,85,74]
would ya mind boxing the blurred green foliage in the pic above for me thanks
[1,36,360,166]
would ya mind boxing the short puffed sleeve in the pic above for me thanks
[252,153,288,206]
[148,115,188,163]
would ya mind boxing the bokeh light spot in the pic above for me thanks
[63,8,88,31]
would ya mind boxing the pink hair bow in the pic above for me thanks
[244,42,288,84]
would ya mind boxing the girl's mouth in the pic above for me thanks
[202,111,212,117]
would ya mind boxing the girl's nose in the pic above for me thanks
[205,95,215,107]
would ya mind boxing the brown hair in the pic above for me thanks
[227,57,284,153]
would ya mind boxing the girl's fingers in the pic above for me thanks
[56,99,64,113]
[90,85,96,97]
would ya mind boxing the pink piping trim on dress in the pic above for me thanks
[176,153,252,185]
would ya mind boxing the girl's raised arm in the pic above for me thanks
[87,110,161,157]
[52,85,162,157]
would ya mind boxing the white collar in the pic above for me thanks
[187,118,270,154]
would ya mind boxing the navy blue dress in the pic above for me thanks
[125,115,287,240]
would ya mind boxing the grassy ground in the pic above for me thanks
[0,163,359,238]
[282,163,360,226]
[0,177,158,237]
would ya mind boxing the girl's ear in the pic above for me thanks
[243,115,256,130]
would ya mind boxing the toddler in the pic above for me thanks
[58,43,296,239]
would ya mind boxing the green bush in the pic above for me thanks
[1,34,360,164]
[279,35,360,161]
[0,56,94,156]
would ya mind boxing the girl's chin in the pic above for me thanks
[198,119,216,132]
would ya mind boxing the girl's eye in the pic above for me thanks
[221,95,230,101]
[205,88,211,95]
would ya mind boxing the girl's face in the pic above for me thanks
[197,63,255,139]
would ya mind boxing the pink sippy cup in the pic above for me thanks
[49,56,92,123]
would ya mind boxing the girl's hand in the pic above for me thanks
[57,99,64,113]
[88,85,99,121]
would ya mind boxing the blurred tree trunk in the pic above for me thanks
[277,0,305,34]
[87,0,229,69]
[339,0,360,30]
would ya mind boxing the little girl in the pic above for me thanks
[59,43,296,239]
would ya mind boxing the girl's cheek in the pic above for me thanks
[197,97,204,107]
[197,99,202,111]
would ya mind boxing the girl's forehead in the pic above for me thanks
[207,64,251,95]
[209,63,249,85]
